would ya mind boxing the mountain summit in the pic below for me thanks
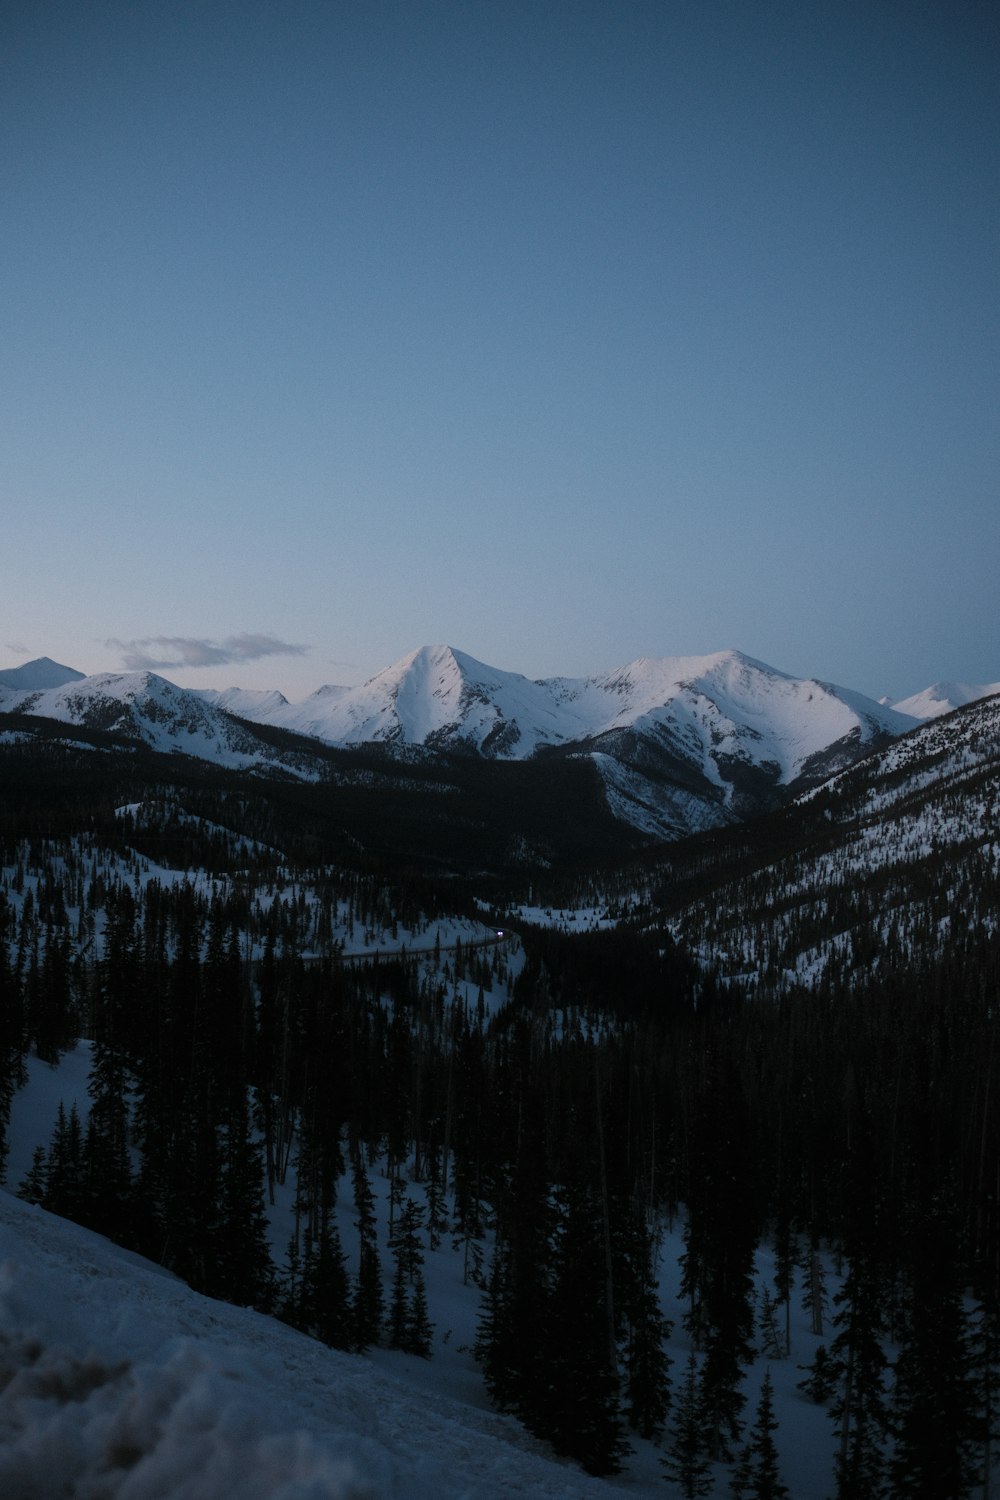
[0,656,84,691]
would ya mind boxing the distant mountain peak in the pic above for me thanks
[893,680,1000,720]
[0,657,85,691]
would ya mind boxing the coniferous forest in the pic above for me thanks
[1,731,998,1496]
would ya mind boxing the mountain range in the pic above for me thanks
[2,646,997,843]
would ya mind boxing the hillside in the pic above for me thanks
[634,691,1000,991]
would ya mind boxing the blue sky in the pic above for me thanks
[2,0,997,702]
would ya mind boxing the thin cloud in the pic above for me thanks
[108,634,309,671]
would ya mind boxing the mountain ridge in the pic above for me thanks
[0,644,968,843]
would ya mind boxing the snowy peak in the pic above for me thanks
[892,680,1000,720]
[0,656,84,691]
[0,670,321,778]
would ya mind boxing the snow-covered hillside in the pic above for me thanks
[0,1190,632,1500]
[661,691,1000,990]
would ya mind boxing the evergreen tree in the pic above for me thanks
[213,1098,277,1311]
[539,1176,627,1476]
[0,904,26,1179]
[829,1249,889,1499]
[619,1206,671,1440]
[43,1101,86,1219]
[300,1217,352,1350]
[662,1350,714,1499]
[733,1370,788,1500]
[802,1239,828,1339]
[474,1065,552,1422]
[17,1144,48,1205]
[685,1057,757,1460]
[797,1344,837,1405]
[405,1273,434,1358]
[888,1197,979,1500]
[350,1154,383,1350]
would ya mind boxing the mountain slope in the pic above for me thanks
[0,1191,627,1500]
[0,671,323,778]
[657,692,1000,989]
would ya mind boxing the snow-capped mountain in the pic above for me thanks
[0,656,84,691]
[892,679,1000,720]
[1,646,923,841]
[202,644,915,836]
[0,671,321,778]
[219,644,910,770]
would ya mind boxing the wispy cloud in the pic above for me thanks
[4,642,29,657]
[108,634,309,671]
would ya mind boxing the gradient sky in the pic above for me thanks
[2,0,997,703]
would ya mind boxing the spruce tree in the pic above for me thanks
[739,1370,789,1500]
[619,1206,672,1440]
[888,1197,979,1500]
[662,1350,714,1499]
[350,1154,383,1349]
[404,1269,434,1358]
[540,1177,627,1476]
[300,1217,352,1350]
[829,1248,889,1499]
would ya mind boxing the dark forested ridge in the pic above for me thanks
[1,697,998,1494]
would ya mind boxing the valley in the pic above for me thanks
[1,648,998,1498]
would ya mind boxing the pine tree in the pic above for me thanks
[829,1247,889,1499]
[539,1177,627,1476]
[888,1197,979,1500]
[619,1206,672,1440]
[300,1217,352,1350]
[829,1120,890,1500]
[802,1239,828,1339]
[662,1350,714,1499]
[213,1098,277,1311]
[83,897,137,1242]
[758,1286,786,1361]
[17,1144,47,1205]
[685,1058,757,1460]
[45,1101,87,1218]
[350,1154,383,1350]
[0,906,26,1180]
[797,1344,837,1405]
[737,1370,789,1500]
[404,1269,434,1357]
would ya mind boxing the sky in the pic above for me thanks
[2,0,997,704]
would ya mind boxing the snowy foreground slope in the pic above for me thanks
[0,1190,633,1500]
